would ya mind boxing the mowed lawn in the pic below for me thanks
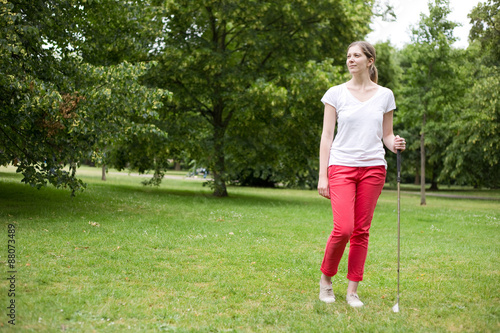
[0,166,498,332]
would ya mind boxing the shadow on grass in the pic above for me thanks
[0,173,322,217]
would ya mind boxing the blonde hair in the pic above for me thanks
[348,41,378,84]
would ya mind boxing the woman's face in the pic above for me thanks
[346,45,373,75]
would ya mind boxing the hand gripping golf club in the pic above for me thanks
[392,150,402,313]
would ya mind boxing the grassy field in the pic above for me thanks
[0,166,498,332]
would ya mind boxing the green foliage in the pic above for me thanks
[223,61,349,189]
[3,0,495,196]
[468,0,500,65]
[77,61,169,156]
[374,41,401,91]
[0,1,168,194]
[0,0,87,193]
[396,0,461,193]
[439,0,500,188]
[147,0,375,196]
[442,64,500,187]
[393,0,499,190]
[67,0,161,66]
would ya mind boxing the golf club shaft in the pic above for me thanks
[396,150,401,306]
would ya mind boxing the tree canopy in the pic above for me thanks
[440,0,500,188]
[146,0,374,196]
[1,0,498,196]
[0,1,167,194]
[394,0,499,194]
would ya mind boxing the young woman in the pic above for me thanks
[317,41,406,307]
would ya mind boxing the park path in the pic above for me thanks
[398,190,499,201]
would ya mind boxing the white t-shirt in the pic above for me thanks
[321,83,396,168]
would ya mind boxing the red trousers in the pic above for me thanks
[321,165,386,281]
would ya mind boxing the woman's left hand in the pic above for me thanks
[394,135,406,152]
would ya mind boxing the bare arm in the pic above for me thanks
[383,111,406,153]
[318,103,337,199]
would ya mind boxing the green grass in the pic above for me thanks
[0,166,499,332]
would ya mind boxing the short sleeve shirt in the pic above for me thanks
[321,83,396,168]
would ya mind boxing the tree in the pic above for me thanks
[0,1,167,194]
[225,60,349,189]
[374,41,401,92]
[440,0,500,188]
[146,0,375,197]
[468,0,500,65]
[371,41,412,184]
[397,0,460,205]
[0,1,86,193]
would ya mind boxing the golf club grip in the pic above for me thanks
[397,149,401,183]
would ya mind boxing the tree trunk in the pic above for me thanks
[420,114,426,206]
[102,164,106,181]
[429,167,439,190]
[212,130,228,197]
[212,105,228,197]
[414,171,420,185]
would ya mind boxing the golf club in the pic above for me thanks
[392,149,401,313]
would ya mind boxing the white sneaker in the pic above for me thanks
[319,282,336,303]
[346,293,364,307]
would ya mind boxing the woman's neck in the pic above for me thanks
[348,73,375,89]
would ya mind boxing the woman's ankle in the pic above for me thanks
[320,273,332,285]
[347,280,359,295]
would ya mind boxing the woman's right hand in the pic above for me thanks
[317,176,330,199]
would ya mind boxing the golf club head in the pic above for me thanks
[392,303,399,313]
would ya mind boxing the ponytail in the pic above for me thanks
[369,64,378,84]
